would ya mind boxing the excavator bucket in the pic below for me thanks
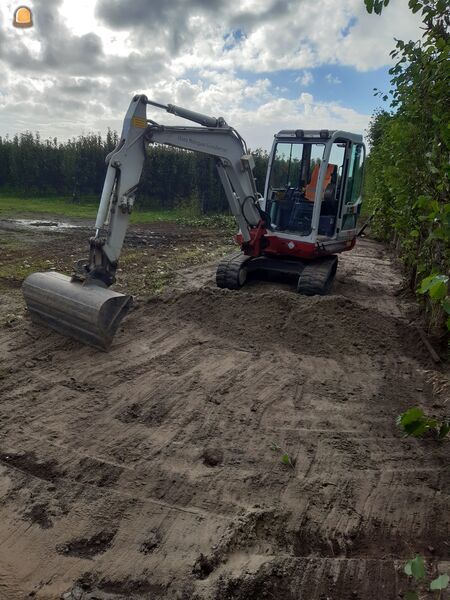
[22,272,132,351]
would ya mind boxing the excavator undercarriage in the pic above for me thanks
[216,253,339,295]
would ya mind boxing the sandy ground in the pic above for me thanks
[0,224,448,600]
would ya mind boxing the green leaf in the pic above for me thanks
[403,420,429,437]
[281,453,291,465]
[374,0,383,14]
[418,274,436,294]
[438,422,450,440]
[428,278,449,300]
[429,283,447,301]
[435,275,449,285]
[430,574,449,590]
[397,407,425,426]
[404,561,413,576]
[397,408,438,437]
[418,274,449,299]
[405,591,419,600]
[408,0,421,12]
[410,555,425,581]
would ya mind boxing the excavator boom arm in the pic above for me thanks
[22,94,264,350]
[88,95,262,284]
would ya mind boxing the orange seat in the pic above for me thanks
[305,163,336,202]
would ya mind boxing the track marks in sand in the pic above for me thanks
[0,240,448,599]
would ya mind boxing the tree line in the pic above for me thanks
[364,0,449,341]
[0,130,269,213]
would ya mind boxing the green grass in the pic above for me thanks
[0,195,97,219]
[0,194,372,226]
[0,195,197,223]
[0,259,49,283]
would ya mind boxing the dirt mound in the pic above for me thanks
[147,286,407,359]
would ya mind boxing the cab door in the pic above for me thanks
[337,143,366,236]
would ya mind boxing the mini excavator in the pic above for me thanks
[22,94,366,350]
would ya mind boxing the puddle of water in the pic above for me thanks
[1,218,85,231]
[16,219,80,229]
[28,221,59,227]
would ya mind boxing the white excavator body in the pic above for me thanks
[22,94,366,350]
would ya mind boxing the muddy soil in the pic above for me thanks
[0,224,448,599]
[0,216,235,319]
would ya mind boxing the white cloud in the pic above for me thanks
[296,71,314,87]
[168,0,422,74]
[299,92,314,105]
[325,73,342,85]
[232,96,370,149]
[0,0,421,148]
[142,76,369,149]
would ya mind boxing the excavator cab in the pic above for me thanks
[263,130,365,245]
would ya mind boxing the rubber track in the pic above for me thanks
[297,256,338,296]
[216,253,250,290]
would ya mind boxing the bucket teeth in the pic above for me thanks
[22,272,132,350]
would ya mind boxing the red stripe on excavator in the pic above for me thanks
[262,236,320,258]
[236,230,356,259]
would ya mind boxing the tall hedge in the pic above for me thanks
[364,0,449,340]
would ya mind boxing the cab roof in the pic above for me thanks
[275,130,363,144]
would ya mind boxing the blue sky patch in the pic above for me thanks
[223,29,246,52]
[341,17,358,38]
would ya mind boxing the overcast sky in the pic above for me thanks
[0,0,421,149]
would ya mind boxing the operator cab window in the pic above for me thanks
[341,144,365,231]
[267,142,324,236]
[317,141,346,237]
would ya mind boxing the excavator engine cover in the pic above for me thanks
[22,272,132,350]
